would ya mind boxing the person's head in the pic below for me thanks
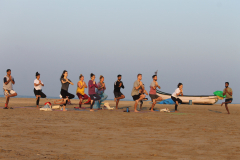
[6,69,11,76]
[178,83,183,89]
[137,73,142,80]
[100,75,104,82]
[152,75,157,81]
[225,82,229,88]
[61,70,68,79]
[90,73,95,80]
[117,74,122,81]
[79,74,84,81]
[36,72,40,79]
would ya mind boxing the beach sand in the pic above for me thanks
[0,97,240,159]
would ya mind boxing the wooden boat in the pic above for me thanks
[156,90,219,105]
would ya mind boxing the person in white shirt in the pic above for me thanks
[3,69,17,109]
[171,83,183,112]
[34,72,46,108]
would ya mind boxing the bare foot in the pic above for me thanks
[116,107,118,109]
[174,111,178,112]
[54,101,57,104]
[134,110,139,113]
[150,110,155,112]
[62,109,67,111]
[37,105,39,108]
[90,109,94,112]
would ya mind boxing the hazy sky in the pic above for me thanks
[0,0,239,103]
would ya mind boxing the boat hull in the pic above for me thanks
[156,90,218,105]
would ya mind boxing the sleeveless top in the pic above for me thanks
[76,81,85,95]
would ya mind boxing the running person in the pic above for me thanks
[34,72,46,108]
[221,82,233,114]
[88,73,101,111]
[149,75,162,112]
[95,75,108,109]
[54,70,75,111]
[76,74,91,108]
[114,75,125,109]
[131,74,145,112]
[3,69,17,109]
[171,83,183,112]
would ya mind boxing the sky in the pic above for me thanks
[0,0,239,103]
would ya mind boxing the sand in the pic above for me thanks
[0,97,240,159]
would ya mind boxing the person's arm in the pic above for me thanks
[225,89,233,96]
[144,90,148,95]
[223,89,226,96]
[39,80,44,86]
[34,80,42,86]
[68,79,74,85]
[134,81,142,90]
[103,83,106,90]
[4,77,12,85]
[61,79,68,84]
[89,81,95,88]
[83,81,88,88]
[177,89,183,96]
[227,90,233,96]
[121,82,124,89]
[11,77,15,85]
[78,82,83,89]
[97,83,102,90]
[156,81,160,89]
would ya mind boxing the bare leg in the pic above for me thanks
[90,100,94,111]
[151,99,156,112]
[54,98,67,105]
[151,97,162,112]
[5,93,17,108]
[116,99,120,109]
[79,98,82,108]
[225,101,231,114]
[115,95,125,109]
[134,95,145,112]
[62,105,67,111]
[140,103,143,110]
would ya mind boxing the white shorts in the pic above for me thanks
[3,89,16,96]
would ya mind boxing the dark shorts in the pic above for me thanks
[114,91,123,98]
[34,89,42,96]
[60,89,75,99]
[171,96,182,104]
[149,94,159,101]
[132,94,141,101]
[225,98,233,103]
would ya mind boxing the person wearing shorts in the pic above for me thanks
[76,74,91,108]
[149,75,162,112]
[34,72,46,108]
[221,82,233,114]
[113,75,125,109]
[131,74,145,112]
[171,83,183,112]
[3,69,17,109]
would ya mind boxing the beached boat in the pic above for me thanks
[156,90,219,105]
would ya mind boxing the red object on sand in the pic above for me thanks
[44,102,52,106]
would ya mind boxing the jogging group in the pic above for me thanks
[3,69,233,114]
